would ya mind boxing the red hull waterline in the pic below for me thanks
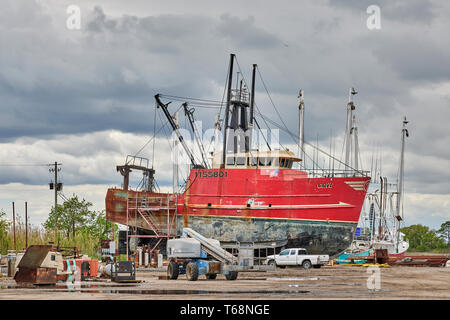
[106,168,370,257]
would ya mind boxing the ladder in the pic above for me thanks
[137,209,161,235]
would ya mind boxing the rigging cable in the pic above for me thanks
[256,66,296,143]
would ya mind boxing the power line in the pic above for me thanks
[0,164,51,167]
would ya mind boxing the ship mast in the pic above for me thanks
[298,89,305,167]
[345,88,357,175]
[351,115,359,171]
[222,54,235,168]
[395,116,409,251]
[249,64,257,152]
[221,54,253,167]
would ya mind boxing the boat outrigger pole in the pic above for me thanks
[155,94,202,168]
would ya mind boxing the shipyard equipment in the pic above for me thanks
[111,260,136,282]
[14,245,99,284]
[167,228,274,281]
[14,245,63,285]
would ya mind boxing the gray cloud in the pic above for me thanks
[329,0,437,24]
[369,34,450,82]
[0,0,449,228]
[215,14,283,49]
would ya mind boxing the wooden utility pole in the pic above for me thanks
[12,202,16,254]
[54,161,58,244]
[25,201,28,249]
[49,162,61,245]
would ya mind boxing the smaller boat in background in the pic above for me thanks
[336,117,410,264]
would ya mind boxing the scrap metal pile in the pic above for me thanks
[13,245,98,285]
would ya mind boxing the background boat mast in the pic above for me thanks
[395,116,409,251]
[345,87,357,175]
[351,115,359,171]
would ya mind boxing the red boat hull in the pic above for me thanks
[106,168,370,257]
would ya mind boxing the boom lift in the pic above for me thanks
[166,228,274,281]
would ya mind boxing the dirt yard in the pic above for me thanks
[0,265,449,300]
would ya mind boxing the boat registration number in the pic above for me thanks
[194,171,228,178]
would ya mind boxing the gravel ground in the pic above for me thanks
[0,265,449,300]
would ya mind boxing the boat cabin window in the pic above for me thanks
[259,157,266,166]
[236,157,246,166]
[226,156,235,166]
[286,160,293,169]
[279,249,290,256]
[224,154,296,168]
[285,157,300,168]
[258,157,273,166]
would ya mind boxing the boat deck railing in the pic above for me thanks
[303,169,370,178]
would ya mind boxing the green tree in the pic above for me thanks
[400,224,445,251]
[80,210,116,241]
[0,210,12,255]
[43,195,118,257]
[437,221,450,245]
[44,195,95,240]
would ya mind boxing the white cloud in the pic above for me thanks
[404,193,450,229]
[0,130,181,185]
[0,183,109,226]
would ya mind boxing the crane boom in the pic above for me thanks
[155,94,201,168]
[183,103,209,168]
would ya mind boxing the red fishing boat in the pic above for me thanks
[106,54,370,257]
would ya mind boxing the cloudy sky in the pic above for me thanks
[0,0,449,229]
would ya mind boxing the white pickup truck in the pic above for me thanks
[266,248,329,269]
